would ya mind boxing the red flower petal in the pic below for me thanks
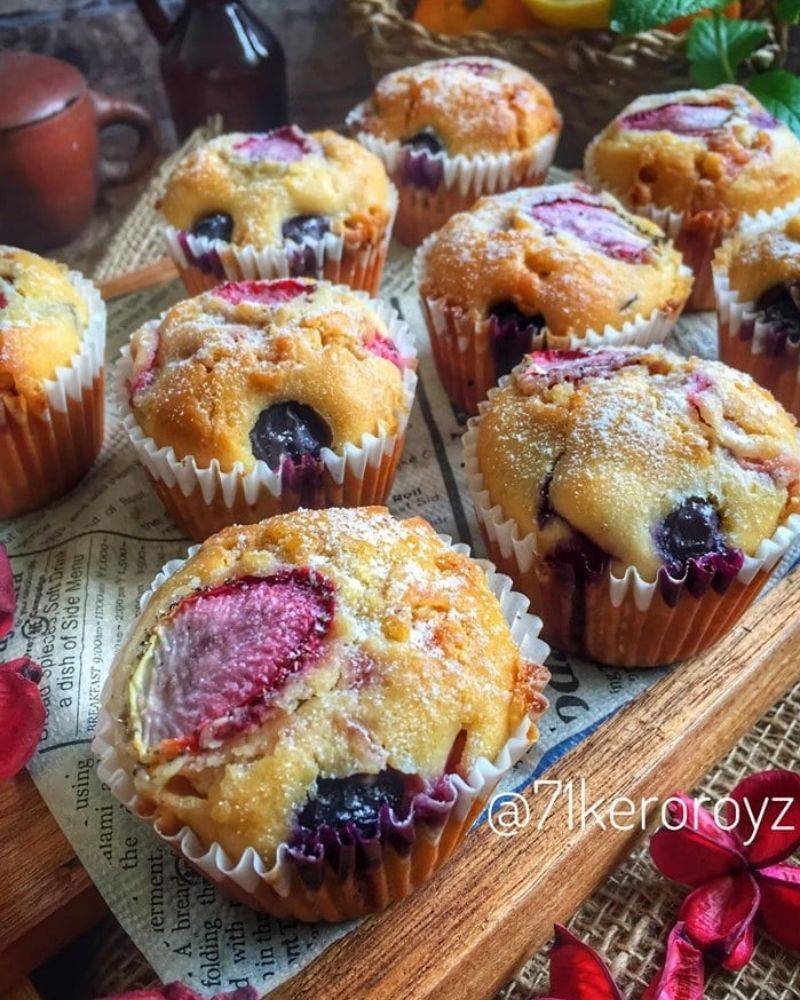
[640,923,705,1000]
[678,871,759,967]
[547,924,624,1000]
[98,986,258,1000]
[0,657,45,781]
[721,918,755,973]
[729,769,800,867]
[0,543,15,639]
[650,793,745,886]
[757,863,800,951]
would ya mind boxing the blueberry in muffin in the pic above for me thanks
[98,507,550,919]
[121,278,417,539]
[158,126,397,297]
[466,345,800,666]
[349,57,562,246]
[416,183,692,414]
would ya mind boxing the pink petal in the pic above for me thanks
[0,657,45,781]
[729,770,800,867]
[678,872,759,967]
[640,923,705,1000]
[757,863,800,951]
[650,793,745,886]
[547,924,624,1000]
[0,543,15,638]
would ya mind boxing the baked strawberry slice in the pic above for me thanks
[133,569,335,755]
[233,125,322,162]
[528,196,654,264]
[214,278,310,306]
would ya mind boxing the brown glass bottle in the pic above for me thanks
[137,0,288,141]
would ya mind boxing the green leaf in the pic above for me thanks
[610,0,728,34]
[748,70,800,136]
[687,18,769,87]
[778,0,800,23]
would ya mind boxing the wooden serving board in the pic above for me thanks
[1,260,799,997]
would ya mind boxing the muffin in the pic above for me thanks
[415,182,692,414]
[714,202,800,420]
[0,246,105,518]
[464,345,800,667]
[94,507,550,920]
[159,125,397,297]
[585,85,800,311]
[118,278,417,540]
[348,57,562,246]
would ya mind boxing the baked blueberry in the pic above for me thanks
[755,282,800,353]
[655,497,727,575]
[281,214,330,243]
[401,129,444,155]
[250,401,332,472]
[191,212,234,242]
[488,301,545,378]
[296,769,407,836]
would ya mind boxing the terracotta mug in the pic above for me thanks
[0,51,159,251]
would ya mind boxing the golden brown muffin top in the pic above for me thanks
[0,246,89,412]
[586,85,800,221]
[418,184,692,340]
[127,279,414,473]
[158,126,393,249]
[476,346,800,581]
[715,210,800,304]
[107,507,548,864]
[352,56,561,157]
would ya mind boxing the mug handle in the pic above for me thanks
[90,90,159,187]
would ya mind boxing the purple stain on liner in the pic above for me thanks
[287,773,457,887]
[398,147,445,192]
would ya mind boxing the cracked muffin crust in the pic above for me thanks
[468,345,800,666]
[0,245,89,412]
[103,507,549,904]
[121,278,417,539]
[476,346,800,581]
[417,183,691,413]
[585,85,800,309]
[348,57,561,246]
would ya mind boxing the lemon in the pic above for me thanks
[520,0,610,30]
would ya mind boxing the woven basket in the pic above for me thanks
[342,0,775,165]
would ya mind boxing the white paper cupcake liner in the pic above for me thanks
[115,287,418,535]
[347,102,559,200]
[161,184,398,297]
[92,537,550,906]
[0,270,106,517]
[463,390,800,614]
[413,218,692,413]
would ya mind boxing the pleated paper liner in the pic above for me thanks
[116,290,418,541]
[464,400,800,668]
[713,199,800,422]
[347,103,560,247]
[413,229,692,417]
[161,184,397,298]
[93,539,551,922]
[0,271,106,519]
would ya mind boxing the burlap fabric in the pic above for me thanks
[72,127,798,1000]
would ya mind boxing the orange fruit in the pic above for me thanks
[666,2,741,34]
[413,0,542,35]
